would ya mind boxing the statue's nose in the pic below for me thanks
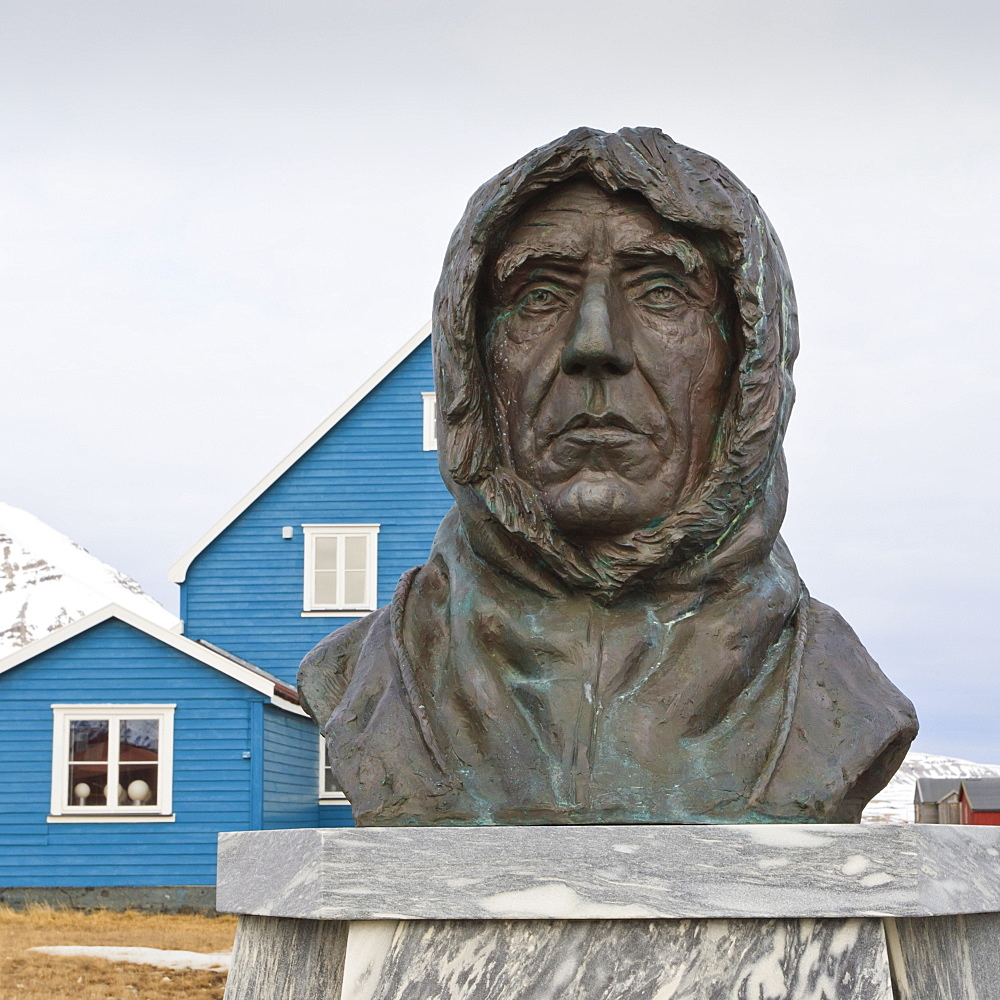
[560,278,634,377]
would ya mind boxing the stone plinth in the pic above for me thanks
[217,825,1000,999]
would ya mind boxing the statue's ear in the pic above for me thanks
[297,615,374,726]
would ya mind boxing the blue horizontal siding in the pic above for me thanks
[261,707,320,829]
[0,618,329,886]
[181,337,452,683]
[318,803,354,828]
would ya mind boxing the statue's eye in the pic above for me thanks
[639,283,683,309]
[518,287,560,311]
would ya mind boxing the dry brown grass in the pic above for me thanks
[0,905,236,1000]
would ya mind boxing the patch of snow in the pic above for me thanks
[861,751,1000,823]
[0,501,178,655]
[28,945,230,972]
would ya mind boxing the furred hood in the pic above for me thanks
[298,127,917,828]
[433,126,797,597]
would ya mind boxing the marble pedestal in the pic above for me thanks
[217,825,1000,999]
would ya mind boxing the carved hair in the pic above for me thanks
[432,127,798,595]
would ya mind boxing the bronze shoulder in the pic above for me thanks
[297,610,385,727]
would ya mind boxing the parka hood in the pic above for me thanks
[433,126,798,597]
[300,127,918,828]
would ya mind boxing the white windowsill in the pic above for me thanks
[301,610,374,618]
[319,795,349,804]
[48,814,176,824]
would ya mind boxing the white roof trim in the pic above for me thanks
[0,604,304,715]
[168,322,431,584]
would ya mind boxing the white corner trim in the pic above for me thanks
[168,322,431,584]
[0,605,300,715]
[271,694,308,717]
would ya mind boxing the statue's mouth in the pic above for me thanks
[552,412,646,442]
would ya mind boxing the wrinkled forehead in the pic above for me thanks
[492,179,711,285]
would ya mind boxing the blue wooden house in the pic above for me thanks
[169,323,450,683]
[0,604,314,888]
[0,325,452,892]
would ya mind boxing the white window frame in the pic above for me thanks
[302,524,379,616]
[318,735,347,802]
[421,392,437,451]
[49,704,175,822]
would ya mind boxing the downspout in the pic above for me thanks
[249,700,264,829]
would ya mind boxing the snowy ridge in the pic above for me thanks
[0,501,178,655]
[861,751,1000,823]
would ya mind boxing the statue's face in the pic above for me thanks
[485,179,732,538]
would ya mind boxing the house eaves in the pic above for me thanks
[913,778,961,803]
[0,604,306,716]
[961,778,1000,812]
[167,322,431,585]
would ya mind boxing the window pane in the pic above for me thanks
[314,535,338,570]
[314,569,338,605]
[120,764,159,805]
[344,535,367,572]
[120,719,159,761]
[70,720,109,761]
[68,763,108,806]
[344,569,367,605]
[323,761,339,794]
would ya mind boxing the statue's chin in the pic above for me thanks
[545,477,650,538]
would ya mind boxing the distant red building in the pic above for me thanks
[959,779,1000,825]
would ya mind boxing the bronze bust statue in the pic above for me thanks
[299,127,918,826]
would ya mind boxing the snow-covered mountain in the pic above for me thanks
[0,501,178,655]
[861,751,1000,823]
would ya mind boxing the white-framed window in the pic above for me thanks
[50,704,175,821]
[302,524,379,614]
[318,736,347,802]
[421,392,437,451]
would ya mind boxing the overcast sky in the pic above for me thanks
[2,0,998,761]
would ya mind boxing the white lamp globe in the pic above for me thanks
[127,779,152,804]
[102,783,126,804]
[73,782,91,801]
